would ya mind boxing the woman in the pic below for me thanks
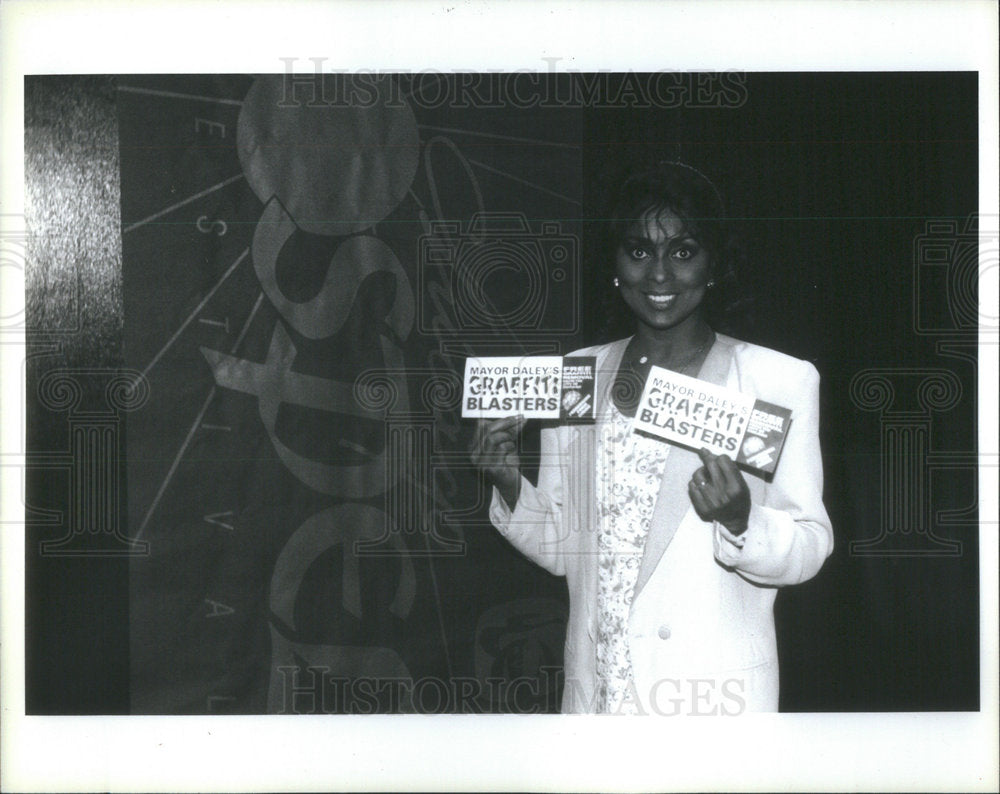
[470,162,833,715]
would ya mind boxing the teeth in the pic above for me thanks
[647,294,676,306]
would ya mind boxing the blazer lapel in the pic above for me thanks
[563,338,630,462]
[633,334,738,597]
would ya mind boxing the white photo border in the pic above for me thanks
[2,1,997,791]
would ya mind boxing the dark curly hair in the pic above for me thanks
[595,161,750,339]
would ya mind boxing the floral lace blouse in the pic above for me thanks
[595,403,670,714]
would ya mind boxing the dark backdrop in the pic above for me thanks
[581,73,980,710]
[25,72,979,713]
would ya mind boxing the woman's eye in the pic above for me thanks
[630,247,648,260]
[673,247,693,260]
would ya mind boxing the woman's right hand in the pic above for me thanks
[469,415,526,509]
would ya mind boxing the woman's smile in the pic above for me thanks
[643,292,678,309]
[615,208,713,334]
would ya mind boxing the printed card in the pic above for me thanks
[632,366,792,475]
[462,356,597,421]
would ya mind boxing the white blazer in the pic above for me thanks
[489,334,834,714]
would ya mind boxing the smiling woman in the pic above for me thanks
[608,161,737,336]
[607,163,733,414]
[470,160,834,714]
[615,209,713,337]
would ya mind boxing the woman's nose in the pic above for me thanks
[648,255,672,282]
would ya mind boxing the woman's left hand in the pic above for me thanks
[688,448,751,535]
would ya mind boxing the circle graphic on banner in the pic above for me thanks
[238,74,419,236]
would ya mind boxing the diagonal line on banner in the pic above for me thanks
[134,291,265,541]
[399,73,447,103]
[117,85,245,107]
[139,248,250,380]
[418,124,578,150]
[465,158,581,205]
[123,174,245,234]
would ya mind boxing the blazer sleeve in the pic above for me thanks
[488,423,568,577]
[712,361,834,586]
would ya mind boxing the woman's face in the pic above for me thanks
[614,208,714,334]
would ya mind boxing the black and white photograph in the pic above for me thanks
[2,1,997,791]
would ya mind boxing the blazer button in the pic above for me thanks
[657,625,671,640]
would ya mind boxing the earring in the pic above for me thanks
[613,277,620,288]
[706,280,716,289]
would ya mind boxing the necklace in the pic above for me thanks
[615,332,715,415]
[629,332,714,376]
